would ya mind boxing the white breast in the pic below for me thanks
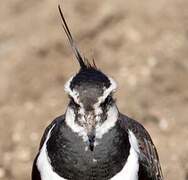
[36,125,67,180]
[111,130,140,180]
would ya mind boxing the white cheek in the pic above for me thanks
[65,107,87,142]
[95,105,118,139]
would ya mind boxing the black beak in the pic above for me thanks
[88,134,95,151]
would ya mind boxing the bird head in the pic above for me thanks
[58,5,118,151]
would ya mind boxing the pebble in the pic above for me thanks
[0,168,5,178]
[159,118,169,131]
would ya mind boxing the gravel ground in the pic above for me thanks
[0,0,188,180]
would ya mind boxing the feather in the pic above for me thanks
[58,5,87,69]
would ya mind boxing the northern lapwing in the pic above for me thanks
[31,5,163,180]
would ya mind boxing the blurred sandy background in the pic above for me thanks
[0,0,188,180]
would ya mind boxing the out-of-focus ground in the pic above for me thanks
[0,0,188,179]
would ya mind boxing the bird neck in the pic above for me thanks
[65,105,119,141]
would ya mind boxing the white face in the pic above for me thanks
[64,76,118,146]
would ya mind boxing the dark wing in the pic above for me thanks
[119,114,163,180]
[31,115,65,180]
[31,154,41,180]
[38,115,65,150]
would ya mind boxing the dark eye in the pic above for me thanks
[69,96,80,108]
[100,95,113,108]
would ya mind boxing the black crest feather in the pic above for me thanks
[58,5,93,69]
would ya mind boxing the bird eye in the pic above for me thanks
[69,96,80,108]
[100,95,113,108]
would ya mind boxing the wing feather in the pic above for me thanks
[119,114,163,180]
[31,115,65,180]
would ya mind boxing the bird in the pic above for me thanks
[31,5,163,180]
